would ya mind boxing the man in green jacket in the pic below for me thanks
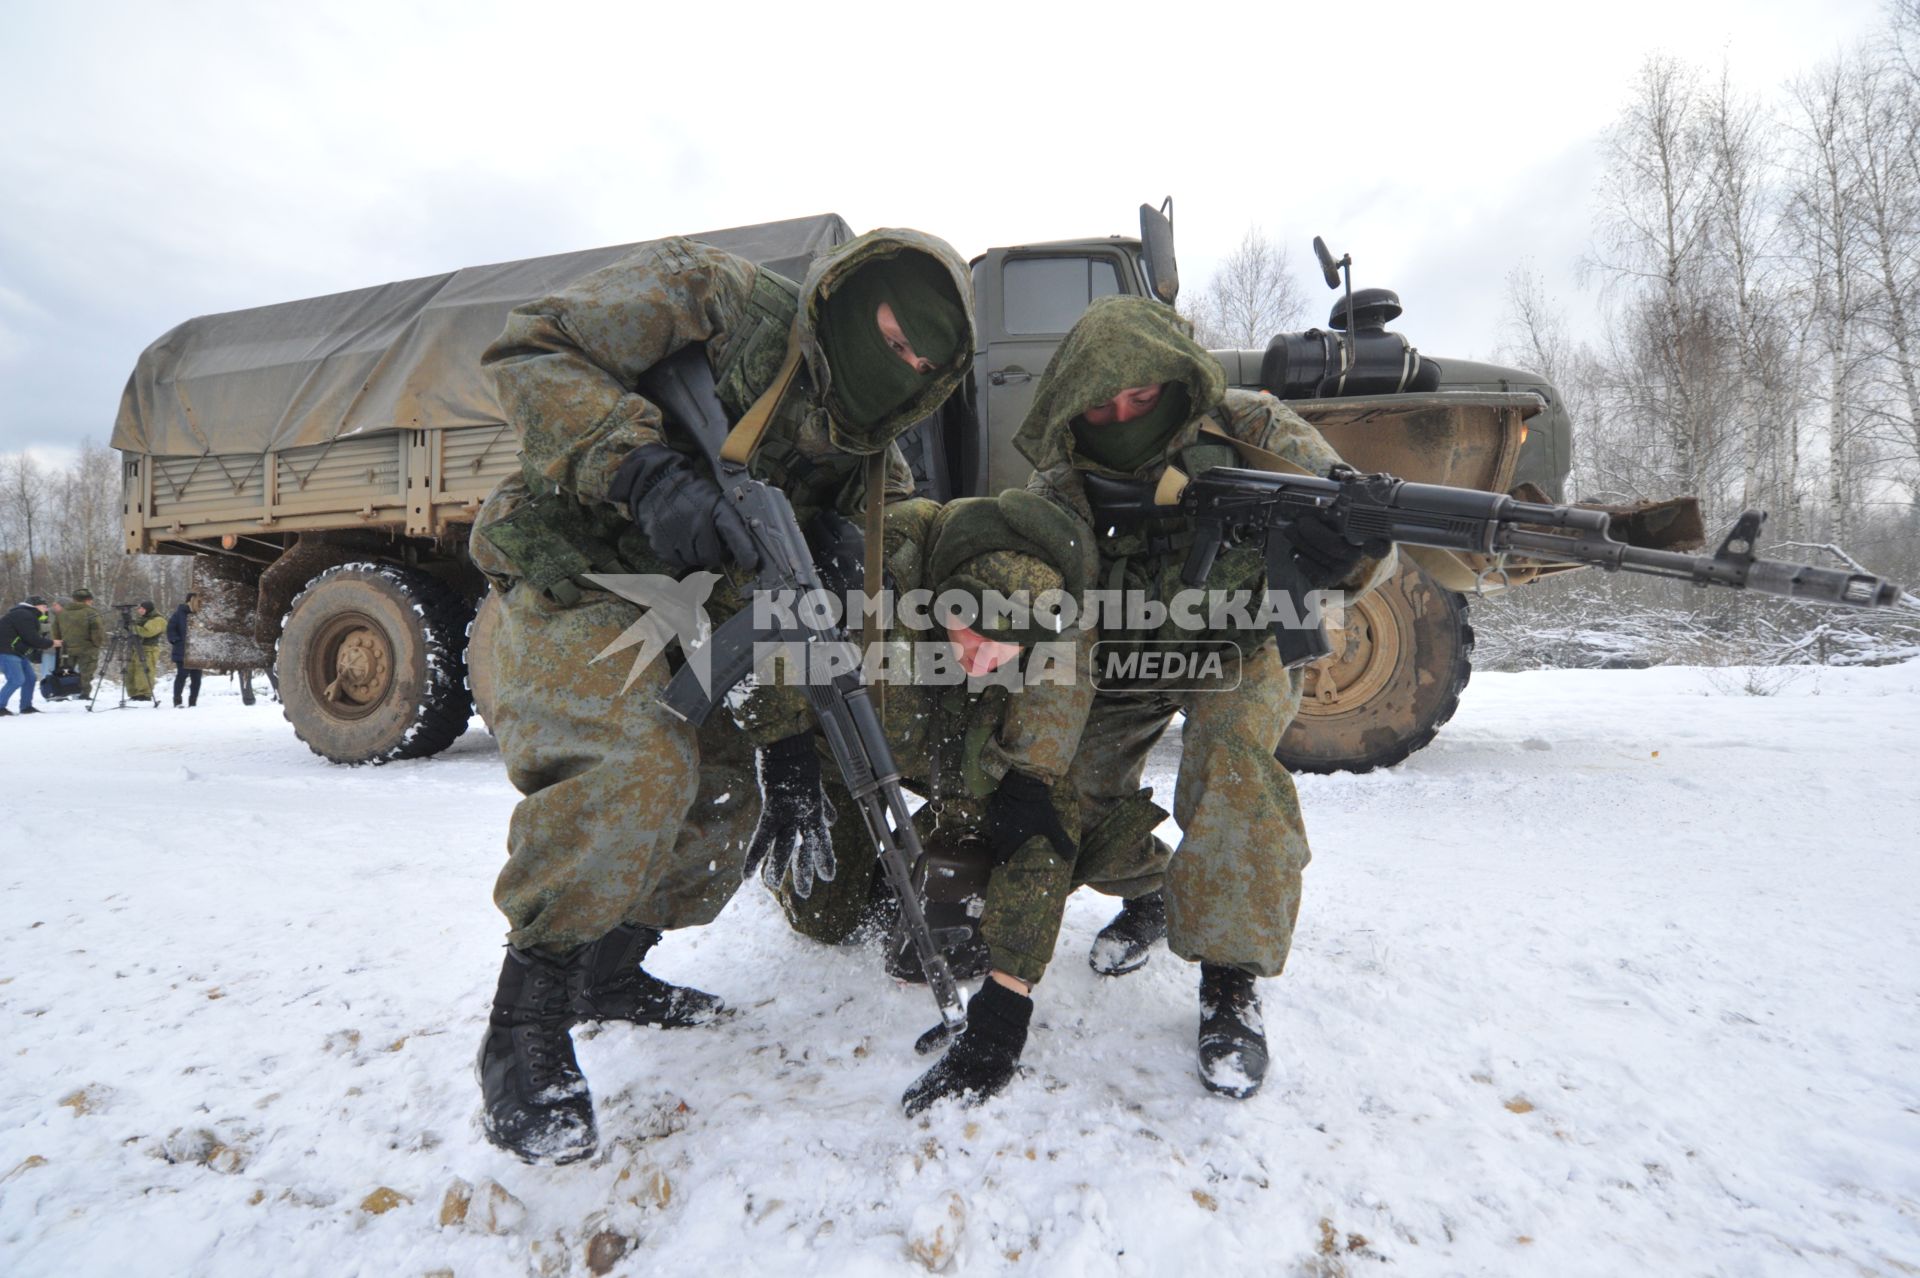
[987,295,1395,1102]
[467,227,983,1163]
[124,602,167,702]
[57,588,106,688]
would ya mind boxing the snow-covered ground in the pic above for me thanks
[2,665,1916,1277]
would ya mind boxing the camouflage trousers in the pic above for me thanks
[123,645,160,700]
[66,646,100,689]
[489,581,757,953]
[1072,639,1310,978]
[778,779,1163,988]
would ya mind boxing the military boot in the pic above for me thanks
[901,979,1033,1115]
[1197,962,1268,1100]
[1088,890,1168,976]
[569,924,725,1029]
[476,947,597,1165]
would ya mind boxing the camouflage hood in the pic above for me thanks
[1012,295,1226,477]
[928,490,1096,647]
[797,228,975,455]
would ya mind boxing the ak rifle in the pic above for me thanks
[636,346,967,1036]
[1083,463,1904,670]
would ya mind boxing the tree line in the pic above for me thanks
[1475,6,1920,668]
[0,444,189,612]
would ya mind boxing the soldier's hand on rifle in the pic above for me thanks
[986,770,1075,866]
[744,732,838,899]
[616,442,762,573]
[1289,509,1389,589]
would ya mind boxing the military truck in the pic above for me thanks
[112,205,1583,771]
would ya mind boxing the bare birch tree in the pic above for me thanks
[1842,51,1920,489]
[1185,227,1308,349]
[1786,58,1872,545]
[1587,56,1726,511]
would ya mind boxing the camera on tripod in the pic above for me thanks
[111,602,139,630]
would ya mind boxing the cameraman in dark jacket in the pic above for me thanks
[167,593,201,708]
[1,597,59,716]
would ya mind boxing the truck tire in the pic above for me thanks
[278,562,473,765]
[466,587,503,731]
[1275,561,1472,774]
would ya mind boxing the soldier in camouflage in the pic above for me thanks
[466,228,976,1164]
[124,602,167,703]
[56,589,105,689]
[1010,295,1395,1101]
[760,490,1167,1111]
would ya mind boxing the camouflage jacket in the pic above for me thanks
[1013,295,1396,689]
[469,230,973,743]
[54,604,105,654]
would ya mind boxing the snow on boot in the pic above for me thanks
[902,979,1032,1116]
[1089,890,1169,976]
[1197,962,1268,1100]
[477,947,597,1165]
[569,924,724,1029]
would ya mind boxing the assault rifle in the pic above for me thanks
[636,347,967,1036]
[1083,463,1904,670]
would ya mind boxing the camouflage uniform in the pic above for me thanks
[469,229,973,954]
[56,597,105,687]
[773,493,1151,988]
[124,610,167,700]
[1012,296,1396,978]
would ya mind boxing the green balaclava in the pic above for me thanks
[1068,384,1191,474]
[817,255,968,430]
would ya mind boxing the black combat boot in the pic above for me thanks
[476,947,597,1165]
[1197,962,1269,1099]
[1088,890,1169,976]
[902,979,1033,1115]
[568,924,724,1029]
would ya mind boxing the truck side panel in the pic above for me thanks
[126,424,518,552]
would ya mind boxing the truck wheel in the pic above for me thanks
[278,563,473,765]
[466,587,502,731]
[1275,561,1473,774]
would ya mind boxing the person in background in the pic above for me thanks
[57,588,106,688]
[124,601,167,703]
[168,592,202,708]
[0,595,60,716]
[35,599,63,681]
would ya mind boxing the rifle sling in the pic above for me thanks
[864,449,887,719]
[719,331,805,466]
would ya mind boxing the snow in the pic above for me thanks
[2,665,1918,1276]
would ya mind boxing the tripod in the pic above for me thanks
[87,622,161,712]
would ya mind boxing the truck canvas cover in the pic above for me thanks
[112,213,854,457]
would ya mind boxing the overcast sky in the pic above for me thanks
[0,0,1894,462]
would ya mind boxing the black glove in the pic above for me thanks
[612,443,761,573]
[744,732,838,899]
[806,510,869,601]
[985,770,1075,867]
[1289,510,1387,589]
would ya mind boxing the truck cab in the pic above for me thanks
[967,238,1153,494]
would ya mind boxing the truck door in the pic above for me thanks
[972,251,1131,493]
